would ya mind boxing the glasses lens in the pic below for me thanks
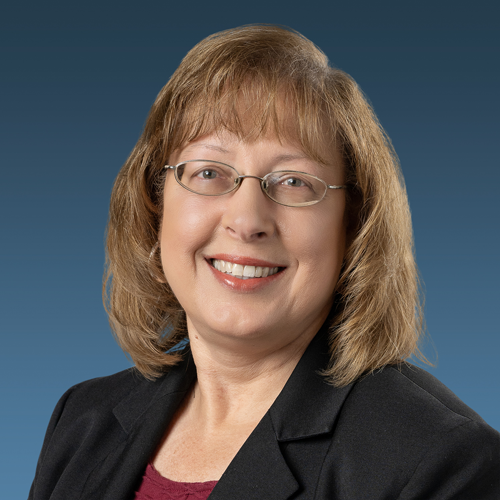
[176,161,238,196]
[264,171,327,207]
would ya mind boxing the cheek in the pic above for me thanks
[289,203,347,296]
[160,187,219,270]
[298,203,346,262]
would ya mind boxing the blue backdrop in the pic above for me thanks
[1,1,499,497]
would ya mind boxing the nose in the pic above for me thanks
[221,176,276,242]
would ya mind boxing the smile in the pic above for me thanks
[211,259,281,279]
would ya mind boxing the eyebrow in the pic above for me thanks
[183,145,311,164]
[183,143,231,155]
[270,153,310,163]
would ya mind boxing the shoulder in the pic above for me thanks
[349,363,484,422]
[54,368,146,415]
[339,363,499,453]
[37,365,178,463]
[40,345,194,442]
[322,363,500,499]
[29,363,192,499]
[35,368,155,460]
[46,364,189,436]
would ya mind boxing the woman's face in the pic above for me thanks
[160,128,346,354]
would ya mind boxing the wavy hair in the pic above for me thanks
[103,24,427,385]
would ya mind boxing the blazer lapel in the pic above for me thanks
[210,412,299,500]
[211,326,354,499]
[80,326,353,500]
[270,326,354,442]
[80,352,197,499]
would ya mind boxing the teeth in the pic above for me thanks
[212,259,281,279]
[243,266,255,278]
[232,264,243,277]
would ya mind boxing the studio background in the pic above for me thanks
[1,1,498,497]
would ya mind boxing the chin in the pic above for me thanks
[188,312,279,343]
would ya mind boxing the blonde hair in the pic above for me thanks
[104,24,427,385]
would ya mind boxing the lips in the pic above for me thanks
[206,254,286,291]
[212,259,280,279]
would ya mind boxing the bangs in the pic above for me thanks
[161,60,337,166]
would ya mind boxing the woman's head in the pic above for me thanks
[104,24,426,385]
[160,128,347,361]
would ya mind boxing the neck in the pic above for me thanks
[185,318,321,430]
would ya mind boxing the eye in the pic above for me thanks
[190,164,230,182]
[176,161,237,195]
[274,173,313,190]
[282,177,306,187]
[198,169,219,180]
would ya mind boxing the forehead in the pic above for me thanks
[171,127,342,172]
[170,101,341,166]
[179,127,304,155]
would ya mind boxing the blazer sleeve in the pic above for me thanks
[28,386,76,500]
[398,418,500,500]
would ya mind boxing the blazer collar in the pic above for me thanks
[113,351,197,434]
[212,325,354,499]
[105,324,354,500]
[270,324,354,441]
[113,323,353,441]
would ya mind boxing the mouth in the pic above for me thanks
[210,258,284,280]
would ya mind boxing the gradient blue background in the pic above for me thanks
[1,1,499,497]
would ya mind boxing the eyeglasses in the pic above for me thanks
[164,160,346,207]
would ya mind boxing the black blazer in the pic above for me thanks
[30,329,500,499]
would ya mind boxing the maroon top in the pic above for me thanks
[134,463,218,500]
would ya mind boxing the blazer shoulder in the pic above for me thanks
[57,367,147,416]
[340,362,500,449]
[29,365,190,500]
[382,363,486,422]
[320,364,500,499]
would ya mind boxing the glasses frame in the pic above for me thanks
[164,159,346,207]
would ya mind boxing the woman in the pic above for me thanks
[30,25,500,499]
